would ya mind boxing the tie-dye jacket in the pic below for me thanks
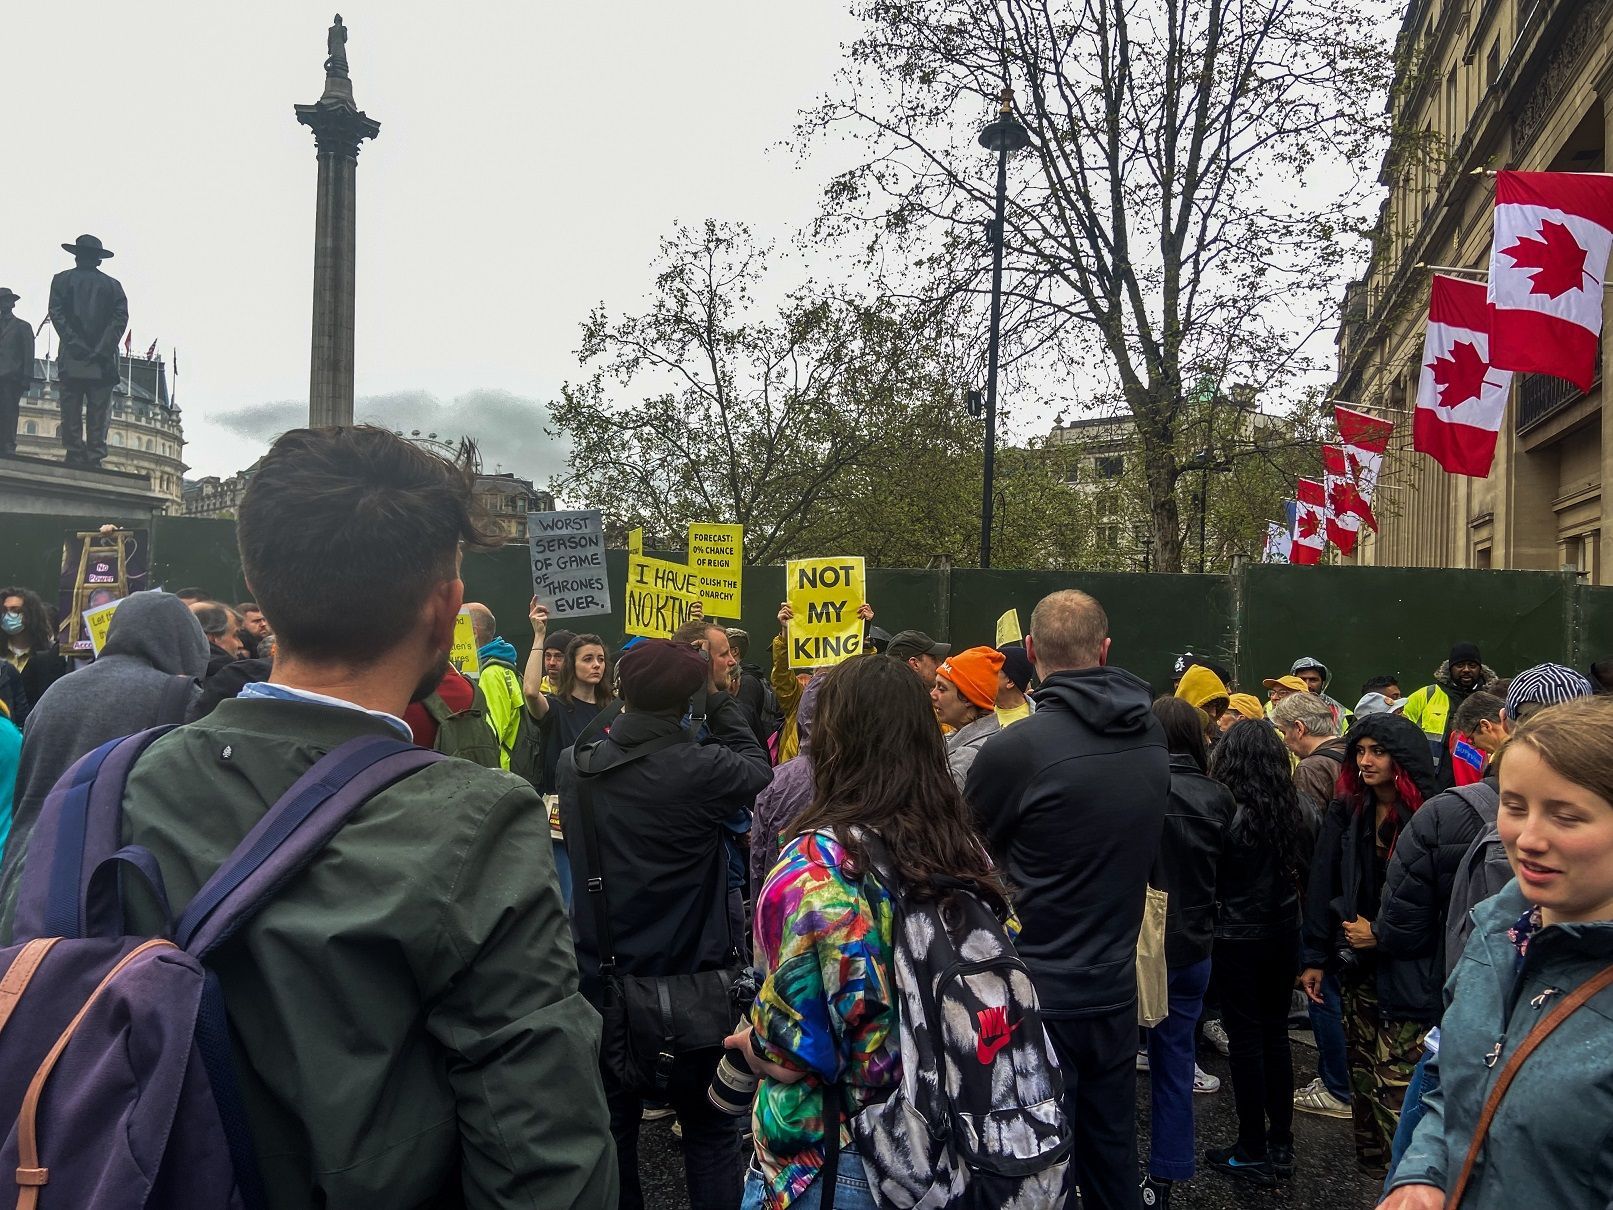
[748,830,899,1209]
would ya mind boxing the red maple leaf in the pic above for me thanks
[1428,340,1491,409]
[1297,511,1321,540]
[1327,480,1352,514]
[1501,219,1589,298]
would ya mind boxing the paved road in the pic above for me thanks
[634,1035,1387,1209]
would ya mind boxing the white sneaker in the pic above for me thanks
[642,1104,677,1122]
[1293,1076,1352,1118]
[1193,1064,1221,1094]
[1136,1048,1151,1072]
[1202,1018,1231,1057]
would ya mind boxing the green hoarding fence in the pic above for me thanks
[1,512,1602,692]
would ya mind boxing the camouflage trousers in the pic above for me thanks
[1339,974,1426,1174]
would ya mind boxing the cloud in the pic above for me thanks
[211,388,571,485]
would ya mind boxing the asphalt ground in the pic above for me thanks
[635,1033,1386,1210]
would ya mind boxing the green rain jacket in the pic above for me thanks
[119,696,617,1209]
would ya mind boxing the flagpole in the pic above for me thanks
[1414,262,1488,279]
[1326,396,1409,415]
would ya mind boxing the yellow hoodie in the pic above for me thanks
[1175,664,1230,715]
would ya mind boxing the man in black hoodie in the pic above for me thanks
[966,589,1169,1210]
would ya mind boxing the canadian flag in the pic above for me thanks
[1335,405,1392,530]
[1263,519,1293,564]
[1292,478,1326,565]
[1488,171,1613,391]
[1323,445,1363,555]
[1415,275,1514,477]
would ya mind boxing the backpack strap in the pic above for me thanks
[32,726,180,940]
[1446,962,1613,1209]
[175,735,443,959]
[1448,781,1499,824]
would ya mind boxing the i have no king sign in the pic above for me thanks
[786,557,865,670]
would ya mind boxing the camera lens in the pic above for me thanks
[707,1048,760,1116]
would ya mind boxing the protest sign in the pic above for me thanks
[995,609,1022,647]
[83,599,120,657]
[628,527,643,556]
[450,609,480,675]
[528,509,611,618]
[57,528,149,657]
[688,523,744,618]
[785,557,866,669]
[625,554,700,639]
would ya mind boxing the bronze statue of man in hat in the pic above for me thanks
[0,287,34,456]
[47,234,128,467]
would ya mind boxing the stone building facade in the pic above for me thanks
[14,356,187,505]
[1337,0,1613,582]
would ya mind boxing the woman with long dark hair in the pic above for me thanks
[524,601,615,903]
[725,655,1010,1210]
[1140,697,1234,1205]
[0,586,65,726]
[1300,713,1440,1177]
[1201,718,1314,1187]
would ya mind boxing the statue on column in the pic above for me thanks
[47,235,127,468]
[325,14,349,77]
[0,287,35,456]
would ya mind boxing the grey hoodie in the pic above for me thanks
[1290,654,1352,721]
[0,592,207,937]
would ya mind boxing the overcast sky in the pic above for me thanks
[6,2,867,482]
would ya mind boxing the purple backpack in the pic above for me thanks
[0,727,441,1209]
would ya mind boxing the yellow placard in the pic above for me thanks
[450,609,480,675]
[83,599,120,656]
[625,554,700,639]
[688,523,743,618]
[627,527,644,556]
[785,557,866,670]
[995,608,1022,647]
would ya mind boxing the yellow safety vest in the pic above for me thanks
[1400,684,1450,739]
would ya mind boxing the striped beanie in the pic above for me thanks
[1504,663,1593,720]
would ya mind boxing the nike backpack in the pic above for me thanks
[849,832,1071,1209]
[0,727,441,1209]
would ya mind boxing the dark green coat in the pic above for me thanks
[121,696,617,1208]
[1391,880,1613,1208]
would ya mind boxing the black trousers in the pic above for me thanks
[0,380,22,452]
[1211,934,1299,1158]
[1046,1008,1140,1210]
[604,1047,742,1210]
[59,380,111,463]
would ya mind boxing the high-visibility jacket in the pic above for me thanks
[1400,683,1450,739]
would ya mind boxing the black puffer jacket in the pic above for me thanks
[966,666,1169,1017]
[1215,795,1319,943]
[1156,754,1235,967]
[1302,712,1443,1022]
[1374,775,1497,981]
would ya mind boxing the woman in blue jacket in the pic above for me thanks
[1383,696,1613,1210]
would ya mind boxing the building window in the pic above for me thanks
[1098,524,1121,549]
[23,421,35,435]
[1485,39,1500,89]
[1446,74,1458,139]
[1096,454,1125,479]
[113,432,123,446]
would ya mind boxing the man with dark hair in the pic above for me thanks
[237,602,270,658]
[966,588,1169,1210]
[189,600,244,676]
[92,426,616,1205]
[1361,674,1401,703]
[540,626,578,694]
[173,587,210,604]
[1401,642,1493,777]
[559,638,772,1210]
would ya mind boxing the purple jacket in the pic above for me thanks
[749,675,823,900]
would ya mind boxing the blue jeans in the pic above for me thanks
[1384,1042,1439,1194]
[1145,957,1212,1180]
[1309,972,1350,1101]
[742,1149,877,1210]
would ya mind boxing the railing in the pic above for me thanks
[1517,367,1598,433]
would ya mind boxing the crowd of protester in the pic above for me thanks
[2,425,1612,1210]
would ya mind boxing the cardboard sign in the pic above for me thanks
[450,608,480,675]
[995,609,1022,647]
[625,554,700,639]
[786,557,866,669]
[83,598,120,657]
[688,523,743,618]
[628,527,643,556]
[57,528,148,656]
[528,509,611,618]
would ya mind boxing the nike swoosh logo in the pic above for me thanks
[976,1018,1020,1064]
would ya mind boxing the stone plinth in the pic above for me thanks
[0,452,170,523]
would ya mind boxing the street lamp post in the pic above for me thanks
[977,87,1030,570]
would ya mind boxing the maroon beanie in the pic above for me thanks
[618,639,707,711]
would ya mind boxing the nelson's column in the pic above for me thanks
[295,14,380,428]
